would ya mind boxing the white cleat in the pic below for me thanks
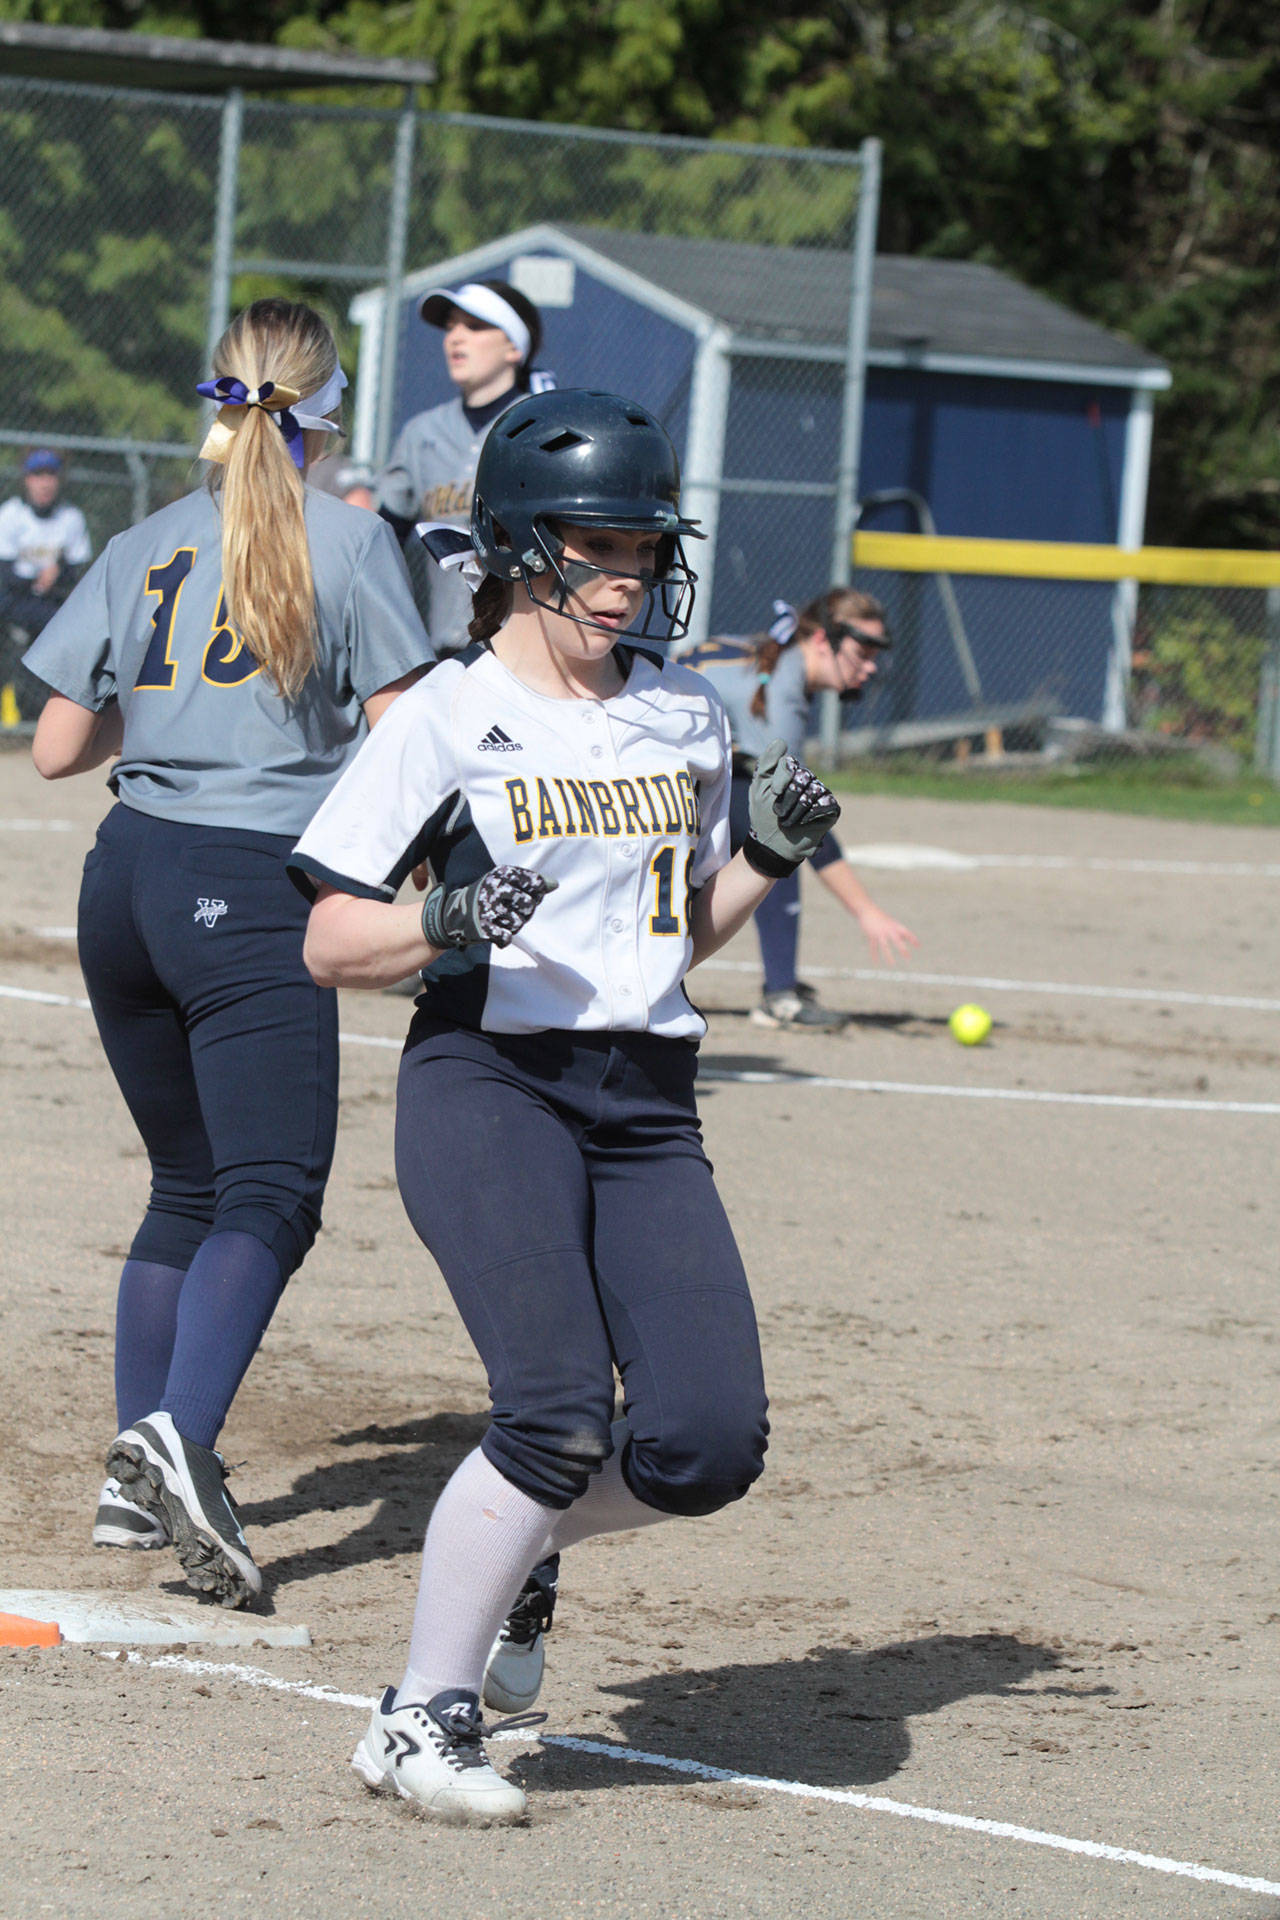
[92,1475,170,1550]
[352,1687,537,1824]
[483,1555,558,1714]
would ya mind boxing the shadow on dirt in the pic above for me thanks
[509,1633,1098,1793]
[234,1412,486,1596]
[698,1019,954,1087]
[700,1008,954,1039]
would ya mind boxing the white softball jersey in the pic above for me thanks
[24,486,433,837]
[291,643,735,1040]
[0,495,92,578]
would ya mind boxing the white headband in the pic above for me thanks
[292,362,348,434]
[421,282,531,361]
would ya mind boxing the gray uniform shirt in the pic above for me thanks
[24,487,433,837]
[685,635,811,762]
[375,394,517,656]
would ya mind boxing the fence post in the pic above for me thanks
[679,323,732,654]
[1102,388,1155,732]
[374,94,418,470]
[205,89,243,378]
[821,135,881,762]
[123,449,150,526]
[1255,587,1280,780]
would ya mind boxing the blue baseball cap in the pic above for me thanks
[23,449,62,474]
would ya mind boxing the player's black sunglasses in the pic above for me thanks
[828,620,892,651]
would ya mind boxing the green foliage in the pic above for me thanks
[0,80,218,444]
[4,0,1280,553]
[285,0,1280,551]
[827,760,1280,827]
[1132,604,1266,754]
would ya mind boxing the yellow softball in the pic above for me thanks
[949,1003,992,1046]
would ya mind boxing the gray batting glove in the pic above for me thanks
[743,740,841,877]
[421,866,558,951]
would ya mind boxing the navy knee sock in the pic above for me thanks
[114,1259,187,1432]
[755,870,801,994]
[160,1230,286,1449]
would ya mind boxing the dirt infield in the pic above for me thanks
[1,747,1278,1919]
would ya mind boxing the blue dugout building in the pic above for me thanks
[351,225,1170,729]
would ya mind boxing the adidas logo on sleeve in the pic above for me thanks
[478,725,523,752]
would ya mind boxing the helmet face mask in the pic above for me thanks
[471,389,702,645]
[524,518,698,645]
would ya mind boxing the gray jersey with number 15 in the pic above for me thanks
[24,486,433,836]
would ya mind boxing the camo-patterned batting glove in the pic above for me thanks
[743,740,842,878]
[421,867,558,951]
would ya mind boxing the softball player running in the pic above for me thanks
[25,299,433,1606]
[292,387,840,1822]
[375,278,549,654]
[687,591,918,1029]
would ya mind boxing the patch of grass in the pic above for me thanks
[823,759,1280,827]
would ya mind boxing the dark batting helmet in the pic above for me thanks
[470,388,702,643]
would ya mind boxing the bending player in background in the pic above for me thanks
[292,388,839,1824]
[686,589,918,1030]
[24,298,433,1607]
[374,278,550,654]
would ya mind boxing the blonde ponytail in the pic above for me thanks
[205,299,339,700]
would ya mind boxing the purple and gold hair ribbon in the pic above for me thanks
[196,376,306,468]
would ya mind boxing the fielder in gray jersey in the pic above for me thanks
[25,485,431,837]
[376,396,500,656]
[375,278,549,655]
[691,632,812,764]
[683,593,918,1029]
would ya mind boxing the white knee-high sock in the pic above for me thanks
[538,1421,672,1559]
[397,1448,555,1708]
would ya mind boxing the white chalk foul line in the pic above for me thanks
[26,927,1274,1014]
[843,844,1280,879]
[330,1029,1280,1113]
[0,981,91,1010]
[102,1651,1280,1899]
[5,988,1273,1115]
[0,818,75,832]
[0,981,408,1039]
[976,853,1280,877]
[699,959,1280,1015]
[697,1067,1280,1116]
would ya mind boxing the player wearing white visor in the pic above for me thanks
[292,388,841,1823]
[374,277,552,655]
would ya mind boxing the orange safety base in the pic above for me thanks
[0,1611,62,1647]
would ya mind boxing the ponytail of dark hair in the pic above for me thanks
[468,572,512,643]
[749,636,785,719]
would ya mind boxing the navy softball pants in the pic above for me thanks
[77,802,339,1276]
[395,1018,769,1516]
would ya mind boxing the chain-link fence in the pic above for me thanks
[836,556,1280,778]
[0,72,876,725]
[11,72,1267,781]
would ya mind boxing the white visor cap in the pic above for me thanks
[418,282,531,361]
